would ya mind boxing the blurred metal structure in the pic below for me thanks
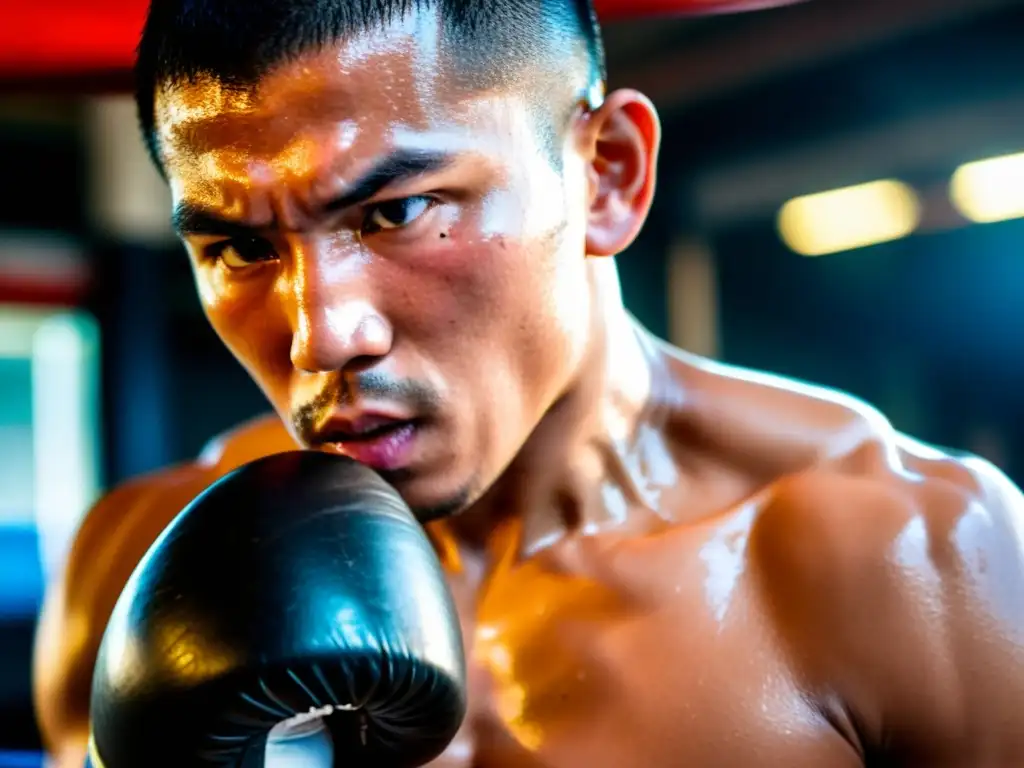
[610,0,1022,105]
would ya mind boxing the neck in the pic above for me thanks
[429,260,681,570]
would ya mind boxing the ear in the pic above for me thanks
[576,89,661,257]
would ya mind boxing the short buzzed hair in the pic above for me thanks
[135,0,606,170]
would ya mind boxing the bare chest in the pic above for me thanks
[428,524,861,768]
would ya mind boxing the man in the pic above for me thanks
[33,0,1024,765]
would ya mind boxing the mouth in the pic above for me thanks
[312,415,420,472]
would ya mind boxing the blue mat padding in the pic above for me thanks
[0,751,42,767]
[0,525,43,621]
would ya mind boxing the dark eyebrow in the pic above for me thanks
[172,204,258,238]
[171,148,454,237]
[323,148,453,213]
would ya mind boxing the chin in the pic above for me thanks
[377,468,477,524]
[410,497,471,524]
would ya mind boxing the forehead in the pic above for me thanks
[154,8,551,201]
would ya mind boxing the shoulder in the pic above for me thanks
[751,421,1023,613]
[195,412,297,472]
[61,415,293,603]
[751,430,1019,569]
[749,420,1024,755]
[42,412,293,627]
[682,357,1024,754]
[686,356,1021,558]
[33,413,294,752]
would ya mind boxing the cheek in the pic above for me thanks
[193,264,291,386]
[395,216,587,405]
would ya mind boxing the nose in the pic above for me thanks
[288,252,393,374]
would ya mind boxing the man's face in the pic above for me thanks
[157,12,602,516]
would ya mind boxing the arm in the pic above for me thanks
[753,451,1024,763]
[32,465,215,766]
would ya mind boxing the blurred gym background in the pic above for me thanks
[2,0,1024,761]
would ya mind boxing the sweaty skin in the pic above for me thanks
[34,7,1024,767]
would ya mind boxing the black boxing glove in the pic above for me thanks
[87,451,466,767]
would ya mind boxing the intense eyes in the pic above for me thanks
[364,196,433,234]
[203,195,436,269]
[208,236,277,270]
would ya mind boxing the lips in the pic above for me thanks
[311,413,420,472]
[319,413,413,441]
